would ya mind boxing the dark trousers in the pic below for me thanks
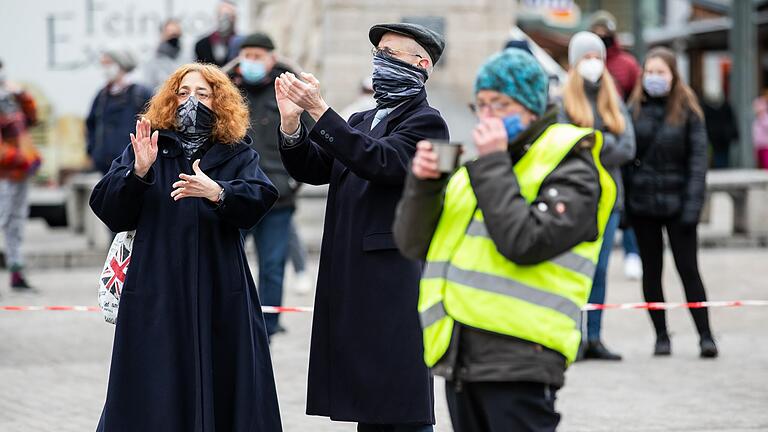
[251,207,294,336]
[445,381,560,432]
[357,423,433,432]
[712,147,730,169]
[631,216,713,338]
[287,220,307,273]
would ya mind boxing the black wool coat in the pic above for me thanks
[90,131,282,432]
[235,64,314,209]
[279,89,449,424]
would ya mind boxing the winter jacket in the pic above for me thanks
[753,97,768,150]
[393,108,602,388]
[194,32,242,67]
[142,41,185,90]
[605,43,641,101]
[0,89,41,181]
[234,64,314,209]
[557,81,635,211]
[626,96,708,225]
[86,83,153,174]
[702,99,738,152]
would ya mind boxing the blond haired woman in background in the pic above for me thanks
[558,31,635,361]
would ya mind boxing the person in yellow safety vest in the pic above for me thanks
[393,48,616,432]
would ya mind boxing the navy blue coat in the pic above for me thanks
[279,89,449,424]
[90,131,282,432]
[86,83,154,174]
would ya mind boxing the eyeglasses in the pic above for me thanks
[176,89,211,102]
[371,46,423,60]
[468,101,513,114]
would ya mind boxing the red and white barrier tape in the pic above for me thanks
[261,306,314,313]
[1,301,768,314]
[0,305,314,313]
[581,300,768,311]
[0,305,101,312]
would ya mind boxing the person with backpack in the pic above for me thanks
[86,50,153,175]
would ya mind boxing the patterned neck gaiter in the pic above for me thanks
[371,54,428,109]
[176,95,215,158]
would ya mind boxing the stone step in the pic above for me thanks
[5,186,765,270]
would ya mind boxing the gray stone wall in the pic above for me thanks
[248,0,515,109]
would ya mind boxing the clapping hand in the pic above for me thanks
[276,72,330,121]
[171,159,223,203]
[275,75,304,135]
[130,118,159,178]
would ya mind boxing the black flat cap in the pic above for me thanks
[369,23,445,65]
[240,32,275,51]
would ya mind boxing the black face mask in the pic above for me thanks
[167,37,181,48]
[159,37,182,59]
[601,35,615,48]
[176,95,215,158]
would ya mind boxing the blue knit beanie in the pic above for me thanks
[474,48,548,116]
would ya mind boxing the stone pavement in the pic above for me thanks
[1,247,767,431]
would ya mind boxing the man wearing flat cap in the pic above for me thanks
[276,23,449,431]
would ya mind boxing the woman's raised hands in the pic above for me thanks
[130,117,159,178]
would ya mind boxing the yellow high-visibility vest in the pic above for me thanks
[419,124,616,365]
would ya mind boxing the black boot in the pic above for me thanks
[10,270,37,293]
[583,340,622,360]
[654,334,671,356]
[699,335,718,358]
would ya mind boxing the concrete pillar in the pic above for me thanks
[729,1,757,168]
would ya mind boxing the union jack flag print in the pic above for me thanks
[98,230,135,324]
[101,243,131,297]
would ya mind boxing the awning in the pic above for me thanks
[644,10,768,49]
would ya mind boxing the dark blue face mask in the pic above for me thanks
[502,114,527,142]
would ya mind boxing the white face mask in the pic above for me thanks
[577,58,605,84]
[103,63,121,82]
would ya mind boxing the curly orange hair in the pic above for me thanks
[143,63,250,144]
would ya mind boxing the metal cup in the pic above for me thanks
[432,141,462,174]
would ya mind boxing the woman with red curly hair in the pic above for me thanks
[90,63,282,431]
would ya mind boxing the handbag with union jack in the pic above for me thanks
[98,230,135,324]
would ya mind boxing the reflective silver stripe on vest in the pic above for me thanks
[465,219,596,279]
[465,219,489,237]
[422,261,581,324]
[550,252,596,279]
[420,301,447,328]
[422,260,450,279]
